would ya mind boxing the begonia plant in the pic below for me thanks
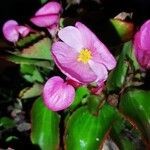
[1,1,150,149]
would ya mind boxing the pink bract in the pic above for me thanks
[52,22,116,84]
[134,20,150,69]
[43,76,75,111]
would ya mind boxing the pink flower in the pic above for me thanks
[43,76,75,111]
[134,20,150,69]
[2,20,30,43]
[30,1,61,36]
[52,22,116,85]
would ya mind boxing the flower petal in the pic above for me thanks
[52,42,96,83]
[75,22,116,70]
[16,26,30,37]
[88,60,108,83]
[140,20,150,50]
[30,15,59,27]
[75,22,93,49]
[92,41,116,70]
[58,26,83,52]
[35,2,61,16]
[43,76,75,111]
[134,32,143,60]
[47,23,58,37]
[2,20,19,42]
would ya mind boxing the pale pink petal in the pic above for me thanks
[75,22,116,70]
[75,22,93,49]
[2,20,19,42]
[16,26,30,37]
[43,76,75,111]
[52,42,96,83]
[58,26,83,52]
[35,2,61,16]
[92,41,116,70]
[30,15,59,27]
[88,60,108,83]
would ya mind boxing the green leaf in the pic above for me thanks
[5,136,18,142]
[119,89,150,144]
[87,94,105,115]
[7,53,52,69]
[16,32,44,48]
[65,104,117,150]
[20,64,35,74]
[31,97,60,150]
[20,64,44,83]
[39,0,48,4]
[106,42,131,92]
[19,83,43,99]
[0,117,15,129]
[110,113,142,150]
[69,87,89,111]
[15,38,52,60]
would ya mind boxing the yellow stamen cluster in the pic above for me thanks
[77,49,92,64]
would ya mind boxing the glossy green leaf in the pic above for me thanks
[69,87,89,111]
[87,94,105,114]
[0,117,15,129]
[19,83,43,99]
[65,104,117,150]
[106,42,131,92]
[120,89,150,144]
[15,38,52,60]
[31,97,60,150]
[110,113,142,150]
[110,19,134,42]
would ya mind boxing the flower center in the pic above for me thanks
[77,49,92,64]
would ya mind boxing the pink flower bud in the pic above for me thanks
[2,20,30,43]
[43,76,75,111]
[2,20,19,43]
[134,20,150,69]
[16,25,30,37]
[30,2,61,28]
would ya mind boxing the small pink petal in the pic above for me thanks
[2,20,19,42]
[88,60,108,83]
[47,24,58,37]
[66,78,82,88]
[43,76,75,111]
[16,26,30,37]
[30,15,59,27]
[52,42,96,83]
[90,82,105,95]
[35,2,61,16]
[58,26,83,52]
